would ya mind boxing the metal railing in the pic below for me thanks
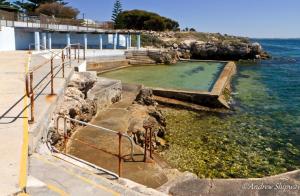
[0,11,114,31]
[56,115,135,177]
[25,43,85,123]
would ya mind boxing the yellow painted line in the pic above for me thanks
[47,184,70,196]
[17,192,30,196]
[19,54,31,192]
[35,155,120,196]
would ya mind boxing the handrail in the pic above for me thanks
[25,43,84,123]
[0,52,65,124]
[56,115,135,177]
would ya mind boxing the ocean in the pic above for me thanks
[161,39,300,178]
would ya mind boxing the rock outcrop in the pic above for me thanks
[127,88,167,148]
[148,50,178,64]
[189,41,269,60]
[141,31,270,60]
[47,72,122,148]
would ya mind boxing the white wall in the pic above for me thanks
[0,26,16,51]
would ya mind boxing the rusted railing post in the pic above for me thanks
[63,118,67,154]
[50,56,54,95]
[62,50,65,78]
[149,128,153,159]
[118,133,122,177]
[74,47,77,60]
[143,128,148,162]
[29,72,34,124]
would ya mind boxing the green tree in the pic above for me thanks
[111,0,122,23]
[14,0,66,13]
[115,9,179,31]
[0,0,11,6]
[35,2,79,19]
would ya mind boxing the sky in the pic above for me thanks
[13,0,300,38]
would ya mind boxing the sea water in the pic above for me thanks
[160,39,300,178]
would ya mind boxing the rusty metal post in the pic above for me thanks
[62,50,65,78]
[68,47,71,61]
[118,133,122,177]
[74,47,76,60]
[50,56,54,95]
[143,128,148,162]
[149,128,153,159]
[63,118,67,154]
[29,72,34,124]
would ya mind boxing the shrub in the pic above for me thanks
[115,9,179,31]
[35,2,79,19]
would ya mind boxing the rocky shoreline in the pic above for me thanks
[46,72,167,154]
[141,31,270,62]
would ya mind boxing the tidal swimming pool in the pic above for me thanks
[99,61,225,91]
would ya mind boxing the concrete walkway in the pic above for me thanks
[28,153,122,196]
[0,51,29,195]
[0,50,80,195]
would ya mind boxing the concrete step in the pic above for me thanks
[127,56,153,60]
[26,176,60,196]
[154,95,229,113]
[28,153,145,196]
[129,60,156,65]
[128,58,155,62]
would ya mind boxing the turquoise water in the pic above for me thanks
[160,39,300,178]
[235,39,300,148]
[100,61,224,91]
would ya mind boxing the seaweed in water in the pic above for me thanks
[184,66,205,75]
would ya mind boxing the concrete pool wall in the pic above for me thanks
[151,61,236,108]
[88,59,236,109]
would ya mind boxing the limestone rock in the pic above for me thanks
[135,88,157,106]
[68,72,97,97]
[178,39,198,50]
[190,41,268,60]
[129,88,167,148]
[148,50,179,64]
[141,31,270,60]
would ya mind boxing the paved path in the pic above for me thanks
[0,50,79,195]
[0,51,30,195]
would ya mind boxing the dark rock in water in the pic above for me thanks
[185,66,204,75]
[239,74,250,78]
[135,88,157,106]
